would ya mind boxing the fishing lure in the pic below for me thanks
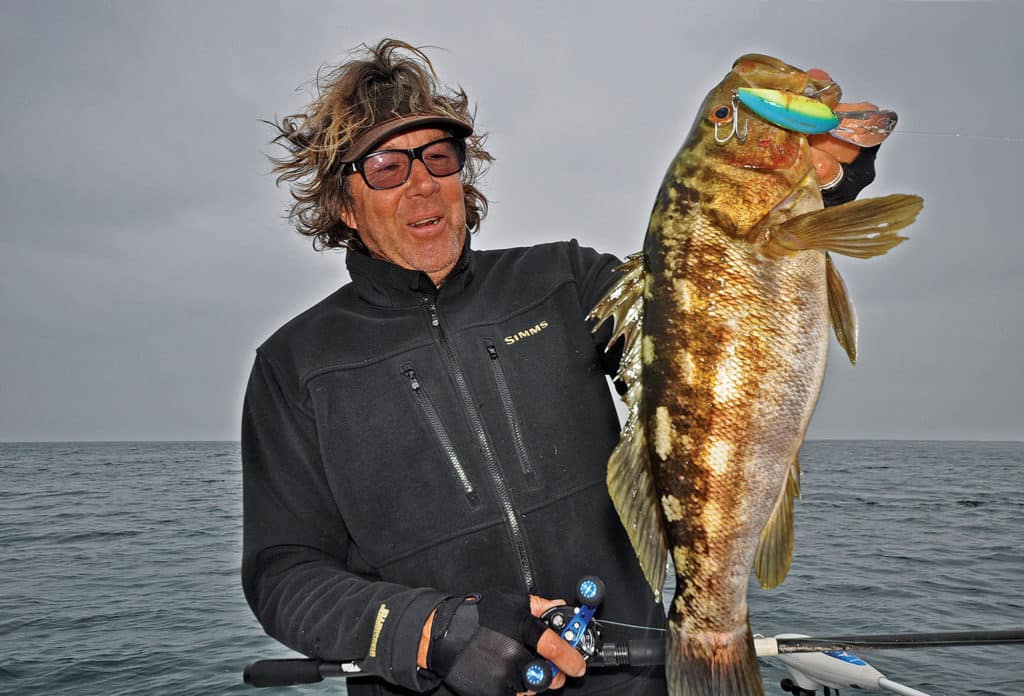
[737,87,840,134]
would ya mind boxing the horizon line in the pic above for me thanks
[1,437,1022,445]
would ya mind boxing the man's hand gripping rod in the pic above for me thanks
[520,576,605,692]
[243,574,1024,692]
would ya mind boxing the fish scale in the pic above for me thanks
[589,53,923,695]
[647,223,828,657]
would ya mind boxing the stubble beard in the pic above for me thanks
[364,222,466,283]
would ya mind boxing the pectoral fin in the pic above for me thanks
[826,253,859,365]
[754,454,801,589]
[768,193,923,258]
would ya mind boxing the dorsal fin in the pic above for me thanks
[590,254,667,596]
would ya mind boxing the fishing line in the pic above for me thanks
[598,618,666,632]
[888,130,1024,144]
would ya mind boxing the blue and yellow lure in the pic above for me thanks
[736,87,840,134]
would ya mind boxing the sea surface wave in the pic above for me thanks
[1,441,1021,695]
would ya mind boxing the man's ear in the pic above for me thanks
[339,205,356,230]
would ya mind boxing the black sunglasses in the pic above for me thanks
[343,137,467,190]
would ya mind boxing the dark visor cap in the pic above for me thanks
[340,113,473,164]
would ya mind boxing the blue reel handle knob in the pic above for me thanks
[523,658,553,692]
[575,576,605,607]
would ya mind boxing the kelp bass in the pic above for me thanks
[590,54,922,695]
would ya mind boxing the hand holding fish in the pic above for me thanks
[804,68,896,188]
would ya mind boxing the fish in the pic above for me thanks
[589,54,923,695]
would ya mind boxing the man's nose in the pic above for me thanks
[405,159,440,194]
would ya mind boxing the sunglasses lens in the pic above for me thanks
[362,151,411,189]
[420,139,465,178]
[359,138,466,190]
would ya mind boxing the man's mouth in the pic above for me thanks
[410,216,441,229]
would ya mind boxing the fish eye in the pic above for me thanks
[709,105,733,123]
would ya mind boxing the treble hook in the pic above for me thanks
[714,93,748,144]
[804,80,838,98]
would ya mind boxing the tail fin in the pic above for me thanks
[667,623,765,695]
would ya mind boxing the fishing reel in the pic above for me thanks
[522,575,606,691]
[539,604,603,661]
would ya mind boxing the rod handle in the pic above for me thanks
[626,639,664,666]
[243,659,324,687]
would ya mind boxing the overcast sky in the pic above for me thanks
[1,0,1020,441]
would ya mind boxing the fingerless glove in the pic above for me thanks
[427,592,549,696]
[822,144,880,207]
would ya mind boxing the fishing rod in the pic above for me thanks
[243,573,1023,692]
[243,627,1024,690]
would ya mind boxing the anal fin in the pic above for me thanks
[754,454,801,589]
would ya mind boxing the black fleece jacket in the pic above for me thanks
[241,238,667,695]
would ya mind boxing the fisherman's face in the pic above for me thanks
[341,128,467,285]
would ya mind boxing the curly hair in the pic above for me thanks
[268,39,493,252]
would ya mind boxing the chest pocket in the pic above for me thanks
[400,362,481,505]
[308,351,493,569]
[456,293,614,495]
[482,338,538,485]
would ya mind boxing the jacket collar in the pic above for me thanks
[345,233,475,307]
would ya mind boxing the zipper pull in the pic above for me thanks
[421,297,440,327]
[486,344,498,360]
[403,368,421,390]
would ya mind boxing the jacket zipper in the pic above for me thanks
[422,296,536,591]
[402,365,479,506]
[484,340,537,484]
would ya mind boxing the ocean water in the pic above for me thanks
[1,441,1021,695]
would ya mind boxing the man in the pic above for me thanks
[242,40,877,696]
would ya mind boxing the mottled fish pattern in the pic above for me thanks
[590,54,923,695]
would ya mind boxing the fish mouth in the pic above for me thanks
[736,88,839,134]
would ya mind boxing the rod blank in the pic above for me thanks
[774,629,1024,653]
